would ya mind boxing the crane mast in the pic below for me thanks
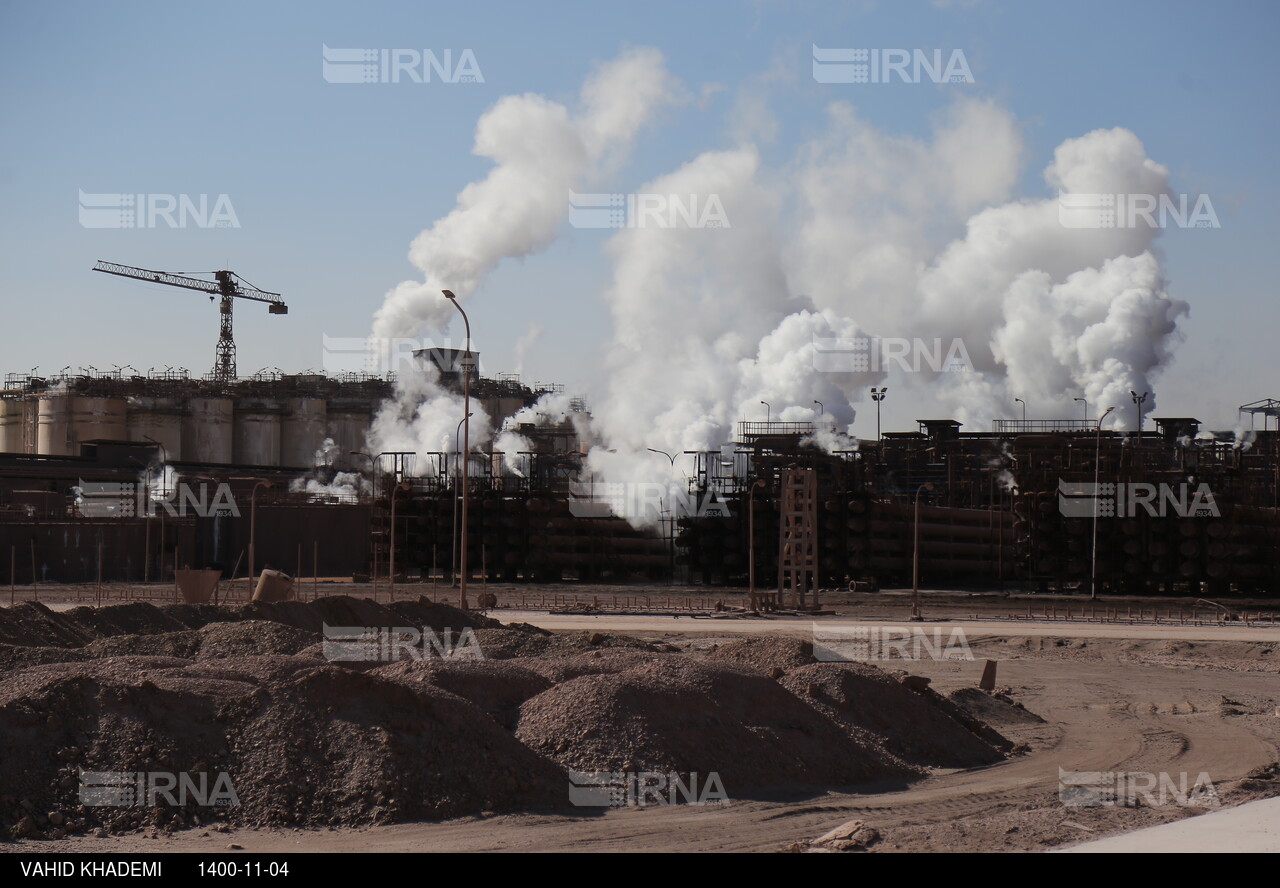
[92,261,288,382]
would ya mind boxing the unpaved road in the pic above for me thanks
[17,622,1278,853]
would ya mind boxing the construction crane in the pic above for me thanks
[92,261,287,382]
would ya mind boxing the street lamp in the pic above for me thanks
[813,399,823,418]
[143,436,169,583]
[1091,406,1116,600]
[871,387,888,439]
[1074,398,1088,421]
[1014,398,1026,422]
[249,480,272,587]
[760,400,770,423]
[912,482,935,620]
[452,413,473,587]
[443,289,472,609]
[647,448,683,584]
[389,481,411,599]
[748,478,768,610]
[1130,391,1148,433]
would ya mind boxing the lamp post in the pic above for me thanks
[249,480,272,587]
[760,400,770,423]
[1014,398,1026,422]
[1074,398,1088,421]
[1130,391,1148,433]
[813,399,823,420]
[443,289,472,609]
[748,478,767,609]
[912,482,934,620]
[1091,406,1116,600]
[452,413,472,587]
[871,387,888,439]
[389,481,411,599]
[144,436,168,582]
[647,448,683,585]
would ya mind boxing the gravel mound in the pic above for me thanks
[516,657,920,796]
[83,631,203,660]
[193,621,318,660]
[0,654,568,838]
[511,649,670,683]
[703,636,817,673]
[473,627,662,660]
[0,597,501,650]
[0,643,88,671]
[778,663,1007,768]
[371,659,552,730]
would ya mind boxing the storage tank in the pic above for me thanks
[326,403,372,467]
[0,400,21,453]
[72,396,128,449]
[182,397,234,463]
[126,396,184,461]
[36,393,73,456]
[281,397,328,468]
[234,399,282,466]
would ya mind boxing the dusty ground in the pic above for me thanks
[0,583,1274,854]
[2,588,1278,853]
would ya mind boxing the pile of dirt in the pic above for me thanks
[702,636,817,673]
[515,657,921,796]
[511,648,671,683]
[0,643,88,671]
[947,688,1045,728]
[71,622,318,662]
[0,654,567,838]
[0,597,502,650]
[778,663,1008,768]
[83,631,203,660]
[372,659,551,730]
[472,627,666,661]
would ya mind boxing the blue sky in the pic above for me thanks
[1,0,1276,435]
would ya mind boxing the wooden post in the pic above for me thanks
[312,541,318,602]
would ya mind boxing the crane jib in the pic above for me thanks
[91,259,288,381]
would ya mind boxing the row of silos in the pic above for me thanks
[2,392,372,468]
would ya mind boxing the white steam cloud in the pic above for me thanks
[367,50,1192,527]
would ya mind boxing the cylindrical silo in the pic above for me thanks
[281,397,328,467]
[234,398,282,466]
[127,396,184,461]
[325,403,372,466]
[0,400,21,453]
[36,393,73,456]
[182,397,234,464]
[72,396,129,448]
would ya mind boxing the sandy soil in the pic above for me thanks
[6,606,1276,853]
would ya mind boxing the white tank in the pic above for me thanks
[325,406,372,466]
[281,398,328,468]
[72,396,128,448]
[36,394,73,456]
[182,397,234,463]
[0,400,21,453]
[234,399,282,466]
[126,396,184,461]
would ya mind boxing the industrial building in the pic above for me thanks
[1,344,1276,597]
